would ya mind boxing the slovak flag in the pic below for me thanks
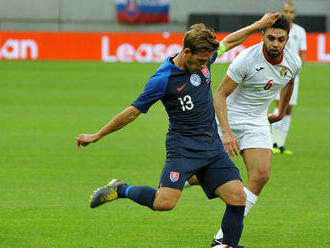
[115,0,169,23]
[170,171,180,182]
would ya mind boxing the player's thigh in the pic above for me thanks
[159,156,196,190]
[197,153,242,200]
[241,148,272,180]
[153,187,182,210]
[214,179,246,205]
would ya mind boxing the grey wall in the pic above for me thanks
[0,0,330,32]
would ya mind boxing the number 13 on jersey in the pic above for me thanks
[178,95,194,111]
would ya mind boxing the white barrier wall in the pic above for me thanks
[0,0,329,32]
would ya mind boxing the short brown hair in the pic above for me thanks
[183,23,219,54]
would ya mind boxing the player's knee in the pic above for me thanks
[253,169,270,185]
[230,188,246,205]
[221,186,246,205]
[153,199,177,211]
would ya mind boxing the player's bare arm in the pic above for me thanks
[76,106,141,147]
[268,78,295,124]
[221,12,281,51]
[214,75,240,158]
[300,50,306,64]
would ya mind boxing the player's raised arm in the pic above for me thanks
[220,12,281,52]
[76,106,141,148]
[268,78,294,124]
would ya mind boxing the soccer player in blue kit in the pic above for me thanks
[76,13,280,248]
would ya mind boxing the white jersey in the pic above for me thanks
[287,23,307,54]
[226,42,302,130]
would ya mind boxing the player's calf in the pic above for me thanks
[152,187,182,211]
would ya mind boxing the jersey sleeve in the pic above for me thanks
[209,51,218,64]
[132,70,170,113]
[300,28,307,51]
[226,50,249,84]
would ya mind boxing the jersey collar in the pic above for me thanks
[262,44,283,65]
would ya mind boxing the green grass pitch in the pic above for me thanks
[1,61,329,248]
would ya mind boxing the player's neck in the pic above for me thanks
[172,52,186,71]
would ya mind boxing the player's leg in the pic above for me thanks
[89,155,193,211]
[89,178,158,210]
[272,77,298,154]
[242,148,272,216]
[272,99,283,153]
[89,179,183,211]
[184,175,199,188]
[197,154,245,248]
[214,180,246,248]
[213,131,271,246]
[272,101,293,154]
[152,187,182,210]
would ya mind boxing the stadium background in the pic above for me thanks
[1,0,330,248]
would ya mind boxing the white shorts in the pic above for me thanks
[218,125,273,151]
[275,76,299,106]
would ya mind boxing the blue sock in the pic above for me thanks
[118,184,156,210]
[221,204,245,248]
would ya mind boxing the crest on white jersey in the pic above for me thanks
[280,67,288,77]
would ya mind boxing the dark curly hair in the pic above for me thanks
[267,15,290,34]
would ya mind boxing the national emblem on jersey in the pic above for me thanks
[190,74,201,86]
[201,67,210,83]
[170,171,180,182]
[280,67,288,77]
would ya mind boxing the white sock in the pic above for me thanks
[184,181,191,188]
[279,115,291,147]
[214,227,224,240]
[214,187,258,240]
[243,187,258,216]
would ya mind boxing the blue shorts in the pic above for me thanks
[159,148,241,199]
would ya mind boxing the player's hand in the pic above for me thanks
[255,12,281,29]
[222,130,240,158]
[75,133,101,148]
[267,114,283,124]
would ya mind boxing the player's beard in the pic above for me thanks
[265,47,282,61]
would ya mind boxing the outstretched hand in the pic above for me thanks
[75,133,101,148]
[255,12,281,30]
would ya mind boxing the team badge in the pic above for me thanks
[293,34,298,40]
[280,67,288,77]
[170,171,180,182]
[201,67,210,79]
[190,74,201,86]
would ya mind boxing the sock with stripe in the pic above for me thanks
[118,184,156,210]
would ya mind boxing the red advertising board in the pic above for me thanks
[0,31,330,62]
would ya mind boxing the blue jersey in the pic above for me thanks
[132,52,224,153]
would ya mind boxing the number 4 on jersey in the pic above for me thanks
[264,79,273,90]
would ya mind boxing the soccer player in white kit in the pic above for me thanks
[272,2,307,155]
[211,16,301,247]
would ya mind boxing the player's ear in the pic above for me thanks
[183,48,192,55]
